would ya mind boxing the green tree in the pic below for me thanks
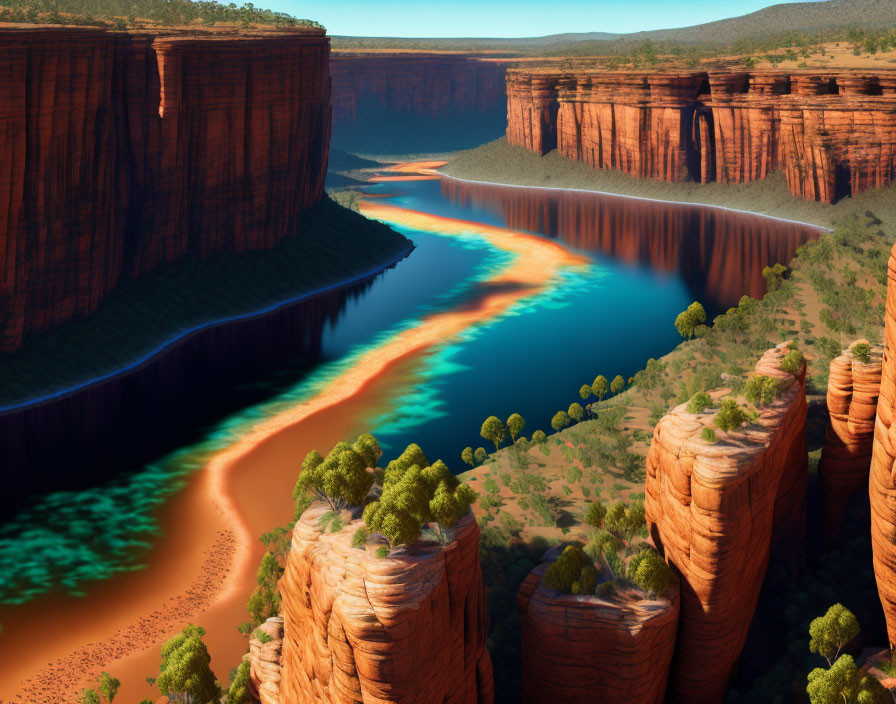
[584,502,606,528]
[461,446,474,467]
[675,301,707,339]
[744,375,780,407]
[762,262,788,292]
[852,342,872,363]
[579,384,592,401]
[687,391,713,414]
[591,375,609,402]
[226,660,250,704]
[627,545,673,598]
[474,447,488,465]
[780,347,806,375]
[809,604,861,667]
[807,654,888,704]
[714,398,749,433]
[246,551,281,627]
[507,413,525,442]
[542,544,597,595]
[80,691,100,704]
[568,403,584,422]
[293,436,377,513]
[158,624,221,704]
[531,430,547,444]
[551,411,572,432]
[481,416,508,452]
[610,375,625,395]
[98,672,120,702]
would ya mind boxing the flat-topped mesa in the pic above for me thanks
[645,343,808,704]
[819,341,883,543]
[249,617,285,704]
[506,68,896,202]
[517,553,679,704]
[0,26,331,352]
[276,505,493,704]
[870,244,896,648]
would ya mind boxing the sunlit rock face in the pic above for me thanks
[277,506,493,704]
[507,69,896,203]
[517,557,679,704]
[0,27,331,352]
[645,343,808,704]
[870,244,896,648]
[819,341,883,543]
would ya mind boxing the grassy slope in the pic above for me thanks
[0,196,413,406]
[450,140,896,703]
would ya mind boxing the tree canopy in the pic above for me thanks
[481,416,508,451]
[809,603,860,667]
[226,660,250,704]
[744,375,781,406]
[610,375,625,395]
[674,301,707,339]
[627,545,673,598]
[293,435,380,514]
[506,413,526,441]
[591,375,609,401]
[714,398,749,433]
[542,544,597,596]
[98,672,120,703]
[568,403,584,422]
[157,624,221,704]
[551,411,572,432]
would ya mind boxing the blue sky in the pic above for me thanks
[277,0,811,38]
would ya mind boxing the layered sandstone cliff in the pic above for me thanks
[0,26,331,352]
[507,69,896,202]
[820,341,883,543]
[276,505,493,704]
[517,557,679,704]
[645,343,808,703]
[249,617,285,704]
[870,244,896,648]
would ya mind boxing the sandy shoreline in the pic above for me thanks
[3,175,585,703]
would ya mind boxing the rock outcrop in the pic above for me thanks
[820,341,883,543]
[506,69,896,202]
[0,26,331,352]
[645,343,808,703]
[517,557,679,704]
[440,175,819,308]
[870,244,896,648]
[249,617,285,704]
[277,505,493,704]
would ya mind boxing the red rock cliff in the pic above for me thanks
[506,69,896,202]
[644,343,808,703]
[276,505,493,704]
[0,26,331,352]
[820,341,883,543]
[870,244,896,647]
[517,555,679,704]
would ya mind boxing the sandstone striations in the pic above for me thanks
[249,616,285,704]
[820,341,883,543]
[517,558,679,704]
[506,69,896,202]
[0,26,331,352]
[277,505,493,704]
[645,343,808,703]
[870,244,896,648]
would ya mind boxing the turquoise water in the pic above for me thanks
[0,173,816,605]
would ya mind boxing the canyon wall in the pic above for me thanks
[329,52,508,152]
[645,343,808,703]
[517,557,679,704]
[0,26,331,352]
[820,341,883,543]
[440,176,820,309]
[507,69,896,202]
[871,244,896,647]
[276,505,493,704]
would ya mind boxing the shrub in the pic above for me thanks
[568,403,584,422]
[714,398,749,433]
[851,342,872,363]
[551,411,572,432]
[627,545,674,598]
[744,375,780,406]
[542,544,597,595]
[780,348,805,375]
[675,301,707,339]
[531,430,547,444]
[352,527,369,549]
[226,660,250,704]
[701,427,718,443]
[763,263,788,292]
[687,391,713,414]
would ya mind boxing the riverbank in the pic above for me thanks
[440,138,896,230]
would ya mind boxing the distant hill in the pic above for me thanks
[333,0,896,53]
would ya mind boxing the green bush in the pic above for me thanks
[715,398,749,433]
[851,342,872,363]
[744,375,780,406]
[542,545,597,596]
[627,545,674,598]
[701,427,718,443]
[687,391,713,414]
[780,348,805,375]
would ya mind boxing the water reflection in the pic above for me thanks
[440,177,821,308]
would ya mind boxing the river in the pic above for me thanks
[0,162,821,703]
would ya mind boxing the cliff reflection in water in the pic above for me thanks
[441,177,821,309]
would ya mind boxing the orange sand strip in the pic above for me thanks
[386,160,448,172]
[2,203,585,703]
[368,174,440,182]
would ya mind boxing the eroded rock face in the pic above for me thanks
[249,616,285,704]
[820,341,883,543]
[0,27,331,352]
[506,69,896,202]
[517,560,679,704]
[870,244,896,648]
[645,343,808,703]
[278,506,493,704]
